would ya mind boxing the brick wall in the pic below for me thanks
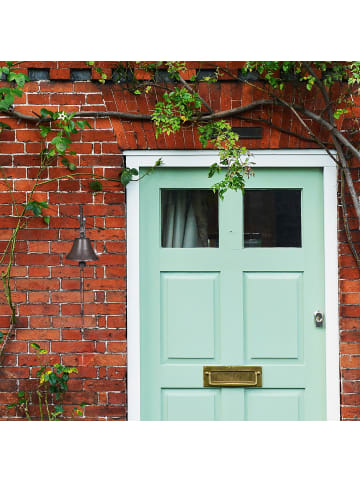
[0,61,359,420]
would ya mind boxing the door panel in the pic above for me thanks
[244,272,303,360]
[161,272,219,360]
[140,167,326,420]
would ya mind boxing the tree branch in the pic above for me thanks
[297,105,360,163]
[275,99,340,166]
[340,169,360,271]
[303,61,333,123]
[3,109,152,123]
[200,99,277,121]
[177,74,214,114]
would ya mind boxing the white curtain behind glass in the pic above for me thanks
[162,191,209,247]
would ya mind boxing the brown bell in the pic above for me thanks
[66,205,98,265]
[66,236,98,263]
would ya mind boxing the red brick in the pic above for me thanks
[0,143,24,153]
[83,329,126,341]
[16,329,60,340]
[51,341,95,353]
[84,379,126,391]
[340,355,360,368]
[18,304,59,316]
[342,305,360,317]
[50,94,85,105]
[86,94,104,105]
[28,292,50,303]
[341,406,360,419]
[49,68,70,79]
[107,342,127,353]
[340,343,360,355]
[27,94,50,105]
[108,392,126,404]
[62,329,82,340]
[84,406,126,418]
[74,82,101,93]
[28,267,50,278]
[40,82,73,93]
[16,254,60,265]
[0,367,29,379]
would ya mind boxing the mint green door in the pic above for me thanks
[140,167,326,420]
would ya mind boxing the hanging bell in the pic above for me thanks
[66,236,98,263]
[66,205,98,266]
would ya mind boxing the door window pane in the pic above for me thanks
[244,189,301,247]
[161,189,219,247]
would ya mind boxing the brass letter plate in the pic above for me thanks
[203,366,262,387]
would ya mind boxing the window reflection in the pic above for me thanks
[244,189,301,247]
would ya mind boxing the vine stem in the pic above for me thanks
[24,399,31,421]
[0,168,44,362]
[44,391,51,421]
[37,390,43,421]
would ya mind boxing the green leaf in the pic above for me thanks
[43,216,50,225]
[7,72,17,82]
[31,342,40,350]
[0,121,10,131]
[39,348,48,354]
[0,331,3,343]
[61,158,76,171]
[53,405,64,413]
[40,108,54,118]
[12,88,23,97]
[6,403,18,409]
[40,125,51,138]
[120,168,135,186]
[89,180,103,192]
[18,391,25,398]
[76,120,91,130]
[48,373,58,386]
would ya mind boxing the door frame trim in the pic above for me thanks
[125,149,340,421]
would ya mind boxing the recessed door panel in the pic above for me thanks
[244,272,303,360]
[161,389,219,421]
[161,272,219,360]
[245,389,304,421]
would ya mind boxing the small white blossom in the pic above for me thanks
[57,112,66,121]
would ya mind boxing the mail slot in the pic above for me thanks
[203,366,262,387]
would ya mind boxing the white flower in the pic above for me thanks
[57,112,66,121]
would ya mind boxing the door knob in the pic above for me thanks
[314,310,324,327]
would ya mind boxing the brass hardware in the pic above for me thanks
[203,366,262,387]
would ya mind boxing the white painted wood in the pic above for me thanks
[323,166,340,420]
[126,177,140,421]
[125,149,339,421]
[125,149,335,168]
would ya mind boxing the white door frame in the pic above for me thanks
[125,149,340,421]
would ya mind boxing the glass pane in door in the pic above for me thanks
[161,189,218,248]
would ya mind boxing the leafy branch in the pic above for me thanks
[7,343,88,420]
